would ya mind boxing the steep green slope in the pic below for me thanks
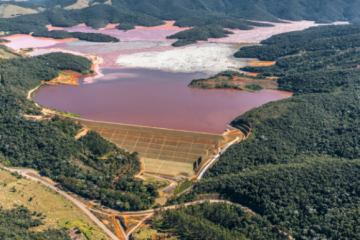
[170,24,360,240]
[195,157,360,240]
[111,0,360,23]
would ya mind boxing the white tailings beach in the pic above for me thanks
[116,43,253,73]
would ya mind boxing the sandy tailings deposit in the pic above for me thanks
[116,43,250,73]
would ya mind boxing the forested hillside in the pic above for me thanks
[0,51,160,211]
[171,24,360,240]
[151,202,287,239]
[9,0,360,23]
[109,0,360,23]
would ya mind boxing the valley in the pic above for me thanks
[0,1,359,239]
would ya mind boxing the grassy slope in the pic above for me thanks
[0,46,19,59]
[0,168,107,239]
[64,0,90,10]
[0,4,38,18]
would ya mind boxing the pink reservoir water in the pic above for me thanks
[34,68,292,134]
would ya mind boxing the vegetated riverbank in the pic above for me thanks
[188,70,279,92]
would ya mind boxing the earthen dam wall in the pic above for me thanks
[70,117,241,178]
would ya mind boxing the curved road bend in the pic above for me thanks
[1,167,120,240]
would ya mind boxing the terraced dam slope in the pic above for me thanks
[74,118,243,178]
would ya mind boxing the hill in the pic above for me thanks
[169,23,360,240]
[0,4,38,18]
[0,168,107,239]
[109,0,360,23]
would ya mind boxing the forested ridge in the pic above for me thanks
[0,51,160,213]
[6,0,360,23]
[169,24,360,240]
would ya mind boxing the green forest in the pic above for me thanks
[170,24,360,240]
[151,202,287,240]
[0,51,160,212]
[5,0,360,23]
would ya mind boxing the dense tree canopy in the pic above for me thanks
[172,23,360,240]
[152,202,287,240]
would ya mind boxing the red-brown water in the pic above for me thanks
[34,68,292,134]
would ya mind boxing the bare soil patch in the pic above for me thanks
[190,75,278,91]
[249,59,276,67]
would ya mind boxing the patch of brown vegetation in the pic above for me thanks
[119,216,144,233]
[245,72,259,77]
[0,48,19,58]
[249,59,276,67]
[47,71,82,86]
[110,215,124,240]
[92,212,118,238]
